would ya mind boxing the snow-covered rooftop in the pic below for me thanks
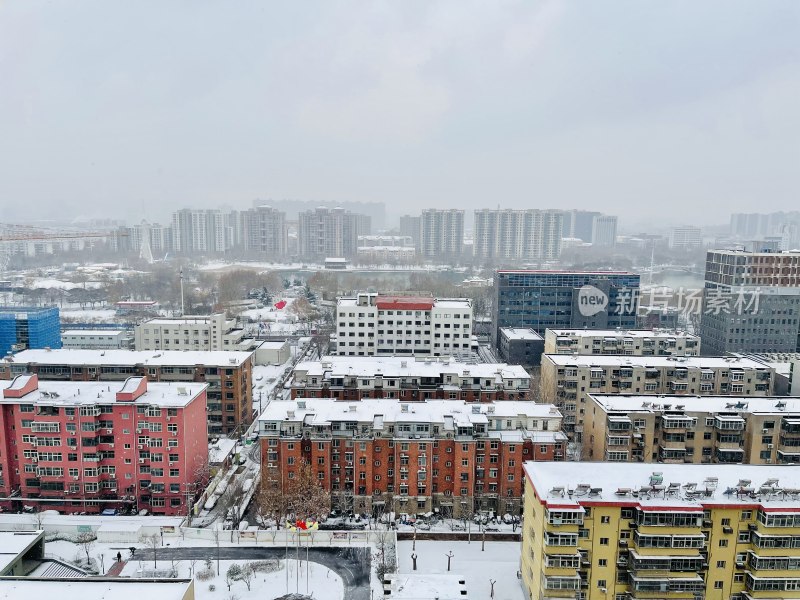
[0,531,43,574]
[500,327,543,341]
[588,394,800,415]
[141,314,229,325]
[8,348,253,367]
[295,356,529,379]
[385,573,467,600]
[0,579,193,600]
[62,329,127,336]
[544,354,769,369]
[209,438,237,464]
[524,461,800,509]
[259,399,561,426]
[255,340,289,349]
[0,378,206,408]
[547,328,699,339]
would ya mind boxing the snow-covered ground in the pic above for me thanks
[199,261,309,272]
[43,533,349,600]
[122,558,344,600]
[394,517,521,535]
[396,540,523,600]
[59,308,119,322]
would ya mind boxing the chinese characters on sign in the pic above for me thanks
[615,287,761,317]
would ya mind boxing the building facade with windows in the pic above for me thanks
[540,355,774,440]
[1,349,254,436]
[492,271,640,344]
[297,207,367,260]
[472,209,563,262]
[134,314,249,352]
[61,329,132,350]
[700,250,800,355]
[543,329,700,356]
[497,328,545,368]
[522,461,800,600]
[259,399,566,518]
[583,394,800,465]
[420,209,464,260]
[290,356,531,402]
[0,306,61,356]
[669,225,703,250]
[0,375,208,516]
[334,293,473,357]
[241,205,287,256]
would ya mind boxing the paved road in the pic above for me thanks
[138,545,371,600]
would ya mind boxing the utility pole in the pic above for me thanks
[180,267,185,316]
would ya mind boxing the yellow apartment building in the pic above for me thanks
[543,329,700,357]
[522,462,800,600]
[583,395,800,465]
[540,355,774,441]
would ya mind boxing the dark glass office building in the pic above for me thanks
[492,270,640,344]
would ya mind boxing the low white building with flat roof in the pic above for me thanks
[61,329,132,350]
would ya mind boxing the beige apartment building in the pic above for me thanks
[134,314,249,351]
[543,328,700,356]
[584,394,800,465]
[540,354,774,440]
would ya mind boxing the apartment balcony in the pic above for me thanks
[660,416,695,431]
[608,416,633,432]
[714,438,743,451]
[777,449,800,464]
[606,435,631,447]
[781,418,800,435]
[715,447,745,463]
[714,415,746,431]
[659,439,686,451]
[658,448,686,464]
[629,575,705,596]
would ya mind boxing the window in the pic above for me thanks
[719,539,728,547]
[600,537,609,545]
[601,516,610,524]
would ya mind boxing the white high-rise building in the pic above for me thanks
[669,225,702,250]
[472,209,563,261]
[591,214,618,247]
[420,209,464,260]
[297,207,366,259]
[242,206,287,256]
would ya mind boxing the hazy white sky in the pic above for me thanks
[1,0,798,228]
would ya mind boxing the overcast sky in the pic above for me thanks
[1,1,798,229]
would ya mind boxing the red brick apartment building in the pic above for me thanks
[258,399,565,517]
[290,356,532,402]
[2,349,254,436]
[0,374,208,516]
